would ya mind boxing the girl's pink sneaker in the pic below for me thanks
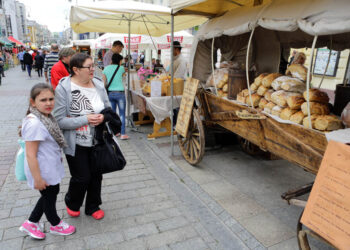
[50,221,76,236]
[19,220,46,240]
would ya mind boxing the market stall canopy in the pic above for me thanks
[70,1,207,37]
[93,33,155,50]
[195,0,350,40]
[171,0,264,17]
[8,36,24,46]
[0,37,13,47]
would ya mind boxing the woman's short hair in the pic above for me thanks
[111,53,123,65]
[59,48,75,60]
[69,53,92,76]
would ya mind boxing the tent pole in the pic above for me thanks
[306,35,318,129]
[170,14,174,156]
[246,26,255,108]
[127,19,133,129]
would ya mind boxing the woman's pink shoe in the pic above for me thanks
[120,135,129,140]
[66,206,80,217]
[19,220,46,240]
[91,209,104,220]
[50,221,76,236]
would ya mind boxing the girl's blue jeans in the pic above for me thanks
[108,91,126,135]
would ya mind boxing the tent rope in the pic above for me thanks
[318,36,332,89]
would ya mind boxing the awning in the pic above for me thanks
[70,1,207,36]
[8,36,24,46]
[0,37,13,47]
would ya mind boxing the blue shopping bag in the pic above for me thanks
[15,139,26,181]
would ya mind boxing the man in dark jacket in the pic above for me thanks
[23,48,33,77]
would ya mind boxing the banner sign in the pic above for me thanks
[125,44,139,50]
[124,36,142,44]
[167,36,183,43]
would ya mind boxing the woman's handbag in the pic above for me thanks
[15,139,26,181]
[93,122,126,174]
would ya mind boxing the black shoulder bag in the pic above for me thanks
[93,122,126,174]
[106,65,120,93]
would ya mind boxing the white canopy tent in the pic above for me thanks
[70,1,208,154]
[94,33,156,50]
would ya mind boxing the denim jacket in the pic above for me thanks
[53,76,111,156]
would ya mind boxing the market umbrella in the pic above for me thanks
[70,1,207,154]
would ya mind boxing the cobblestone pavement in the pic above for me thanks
[0,67,253,249]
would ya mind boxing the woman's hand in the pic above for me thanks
[34,177,48,191]
[87,114,104,126]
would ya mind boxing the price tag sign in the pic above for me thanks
[301,141,350,249]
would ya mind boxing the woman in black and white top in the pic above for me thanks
[53,53,111,220]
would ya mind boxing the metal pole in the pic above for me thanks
[306,35,318,129]
[127,19,132,127]
[170,14,174,156]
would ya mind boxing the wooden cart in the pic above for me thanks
[177,87,328,174]
[177,87,332,249]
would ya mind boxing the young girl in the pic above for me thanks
[19,83,75,239]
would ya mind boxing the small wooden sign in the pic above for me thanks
[236,110,266,120]
[175,78,199,138]
[301,141,350,249]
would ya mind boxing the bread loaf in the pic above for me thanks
[262,73,282,88]
[263,102,276,114]
[271,90,288,107]
[280,107,298,120]
[271,106,283,116]
[217,80,226,89]
[264,89,274,102]
[241,89,256,97]
[303,89,329,104]
[250,83,258,91]
[237,92,246,103]
[271,76,289,91]
[223,84,228,93]
[341,102,350,128]
[222,73,228,82]
[257,85,268,96]
[286,93,305,110]
[286,64,308,81]
[281,78,306,93]
[253,73,268,87]
[303,115,319,129]
[315,115,343,131]
[217,89,224,97]
[301,102,330,115]
[289,111,305,124]
[258,98,268,109]
[246,93,261,108]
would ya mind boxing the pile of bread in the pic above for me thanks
[206,68,229,98]
[236,64,343,131]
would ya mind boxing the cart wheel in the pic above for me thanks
[177,108,205,165]
[237,136,262,156]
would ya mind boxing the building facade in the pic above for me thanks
[3,0,19,39]
[15,0,26,42]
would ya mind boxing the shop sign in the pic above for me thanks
[176,78,199,138]
[125,44,139,50]
[167,36,183,43]
[301,141,350,249]
[157,44,170,50]
[124,36,142,44]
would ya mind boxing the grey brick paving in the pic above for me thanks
[0,66,263,249]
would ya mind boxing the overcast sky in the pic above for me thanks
[18,0,97,32]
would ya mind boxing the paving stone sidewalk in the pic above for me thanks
[0,66,252,249]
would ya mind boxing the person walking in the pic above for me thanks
[44,44,59,84]
[0,51,5,77]
[23,49,33,78]
[102,53,129,140]
[17,49,25,71]
[50,48,75,90]
[54,53,112,220]
[19,83,75,240]
[34,52,45,77]
[103,40,124,67]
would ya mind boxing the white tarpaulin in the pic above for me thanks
[94,33,155,50]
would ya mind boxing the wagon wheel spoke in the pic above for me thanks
[189,140,194,162]
[192,139,199,159]
[185,138,191,154]
[192,137,200,150]
[180,136,189,146]
[192,132,200,136]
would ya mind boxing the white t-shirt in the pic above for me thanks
[70,81,105,147]
[173,54,188,80]
[22,114,65,189]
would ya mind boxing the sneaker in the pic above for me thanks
[19,220,46,240]
[120,135,130,140]
[116,133,121,137]
[50,221,76,236]
[91,209,104,220]
[66,206,80,217]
